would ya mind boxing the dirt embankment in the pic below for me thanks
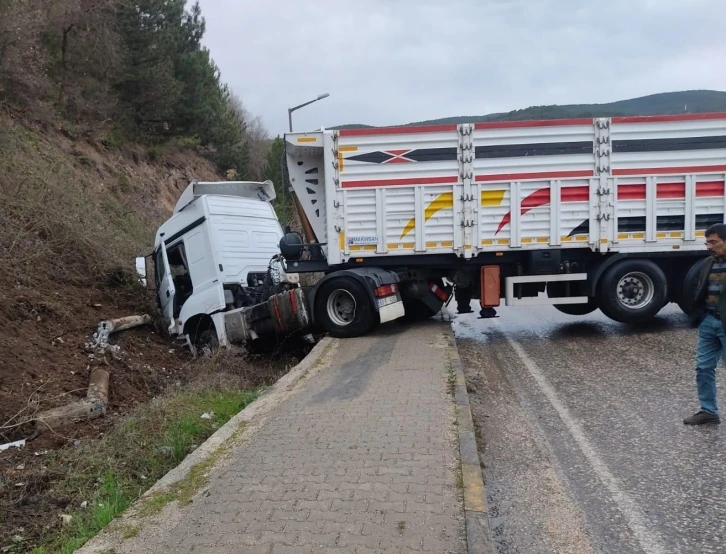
[0,114,302,550]
[0,113,223,439]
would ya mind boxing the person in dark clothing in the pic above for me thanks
[454,285,474,314]
[681,223,726,425]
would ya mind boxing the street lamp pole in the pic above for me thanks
[288,93,330,132]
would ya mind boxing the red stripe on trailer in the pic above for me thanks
[476,169,594,182]
[496,187,551,234]
[561,186,589,202]
[341,175,459,188]
[612,112,726,124]
[657,182,686,199]
[618,184,646,200]
[696,181,725,197]
[339,124,458,137]
[613,165,726,176]
[616,182,720,200]
[475,118,592,130]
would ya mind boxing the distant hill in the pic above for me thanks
[331,90,726,130]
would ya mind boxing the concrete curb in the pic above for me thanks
[443,325,496,554]
[76,335,336,554]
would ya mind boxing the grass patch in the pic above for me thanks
[117,174,132,192]
[175,445,221,505]
[102,128,125,150]
[137,491,178,518]
[121,526,140,540]
[28,387,258,554]
[176,135,202,150]
[446,364,457,395]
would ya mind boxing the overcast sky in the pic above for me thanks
[196,0,726,136]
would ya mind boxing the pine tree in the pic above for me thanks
[262,136,292,222]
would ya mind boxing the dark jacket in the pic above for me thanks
[681,256,726,329]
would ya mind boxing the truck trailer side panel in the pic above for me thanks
[286,114,726,266]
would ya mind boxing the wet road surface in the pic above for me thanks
[453,305,726,554]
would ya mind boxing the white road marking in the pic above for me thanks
[503,331,667,554]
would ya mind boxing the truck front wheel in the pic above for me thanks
[315,277,377,338]
[597,259,667,323]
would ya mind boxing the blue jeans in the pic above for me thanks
[695,315,726,415]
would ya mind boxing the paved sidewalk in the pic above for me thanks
[101,320,466,553]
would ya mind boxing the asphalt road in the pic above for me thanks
[453,304,726,554]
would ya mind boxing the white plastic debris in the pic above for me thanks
[200,412,213,420]
[0,439,26,451]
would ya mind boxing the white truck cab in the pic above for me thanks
[139,180,299,351]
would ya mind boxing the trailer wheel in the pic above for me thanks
[598,260,667,323]
[315,277,377,338]
[546,282,599,316]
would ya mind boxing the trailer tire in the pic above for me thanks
[598,259,668,323]
[315,277,377,338]
[546,282,599,316]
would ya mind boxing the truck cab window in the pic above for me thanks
[166,242,192,317]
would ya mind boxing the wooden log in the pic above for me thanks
[86,314,151,352]
[32,397,105,434]
[87,369,109,403]
[105,315,151,334]
[29,369,110,437]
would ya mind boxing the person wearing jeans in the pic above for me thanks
[681,223,726,425]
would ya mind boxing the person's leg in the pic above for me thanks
[455,286,473,314]
[688,317,723,422]
[716,320,726,408]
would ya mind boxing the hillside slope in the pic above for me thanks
[0,113,221,440]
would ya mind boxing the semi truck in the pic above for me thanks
[137,179,308,353]
[142,112,726,349]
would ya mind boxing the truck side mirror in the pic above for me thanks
[135,257,147,287]
[135,256,155,290]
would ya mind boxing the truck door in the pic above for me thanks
[156,243,176,333]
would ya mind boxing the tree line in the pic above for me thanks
[0,0,268,179]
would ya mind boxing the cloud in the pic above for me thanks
[196,0,726,135]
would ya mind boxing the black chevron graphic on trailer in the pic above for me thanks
[347,151,394,164]
[567,220,589,237]
[347,148,458,164]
